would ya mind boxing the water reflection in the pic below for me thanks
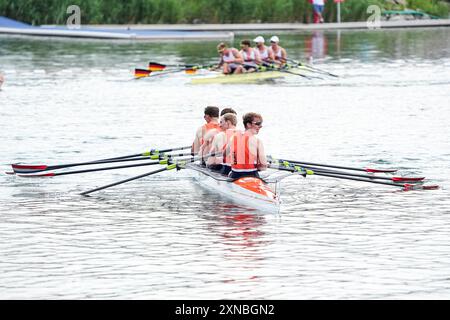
[1,28,450,299]
[305,30,328,62]
[216,210,267,247]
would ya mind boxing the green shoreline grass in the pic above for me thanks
[1,0,448,26]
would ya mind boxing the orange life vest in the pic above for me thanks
[222,129,239,165]
[231,132,257,171]
[200,122,220,145]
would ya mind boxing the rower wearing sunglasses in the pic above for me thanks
[216,42,244,74]
[269,36,288,68]
[227,112,267,179]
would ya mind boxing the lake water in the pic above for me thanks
[1,27,450,299]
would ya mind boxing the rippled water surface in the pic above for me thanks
[1,28,450,299]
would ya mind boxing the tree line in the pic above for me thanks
[0,0,448,25]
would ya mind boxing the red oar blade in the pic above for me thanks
[422,185,440,190]
[12,164,48,173]
[403,184,439,191]
[392,177,425,182]
[16,172,55,177]
[366,168,398,173]
[134,68,151,78]
[148,62,166,71]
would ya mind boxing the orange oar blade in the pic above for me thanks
[185,68,197,74]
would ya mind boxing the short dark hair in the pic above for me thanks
[204,106,219,118]
[240,39,251,47]
[243,112,262,128]
[220,108,237,116]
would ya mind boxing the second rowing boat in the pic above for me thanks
[187,163,280,213]
[190,67,308,85]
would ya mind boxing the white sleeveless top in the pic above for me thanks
[240,49,256,62]
[272,46,283,60]
[258,46,270,60]
[222,50,235,63]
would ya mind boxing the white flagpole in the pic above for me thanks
[337,2,341,23]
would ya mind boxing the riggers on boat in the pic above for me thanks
[187,163,281,213]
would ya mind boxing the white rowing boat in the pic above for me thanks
[190,67,308,85]
[187,163,281,213]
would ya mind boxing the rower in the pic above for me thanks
[219,107,237,117]
[200,108,237,164]
[253,36,275,65]
[239,39,261,73]
[269,36,288,68]
[216,42,244,74]
[228,112,267,179]
[206,112,240,175]
[191,106,221,162]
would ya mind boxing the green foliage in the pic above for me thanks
[0,0,448,25]
[408,0,449,17]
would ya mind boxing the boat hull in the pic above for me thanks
[190,66,309,84]
[190,70,286,84]
[187,163,280,213]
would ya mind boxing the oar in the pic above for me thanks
[259,63,321,80]
[16,159,170,177]
[284,58,339,77]
[270,164,439,191]
[11,146,191,174]
[149,62,215,72]
[14,153,193,177]
[80,166,172,196]
[277,67,322,80]
[147,68,187,78]
[80,154,206,196]
[270,159,425,183]
[135,68,185,78]
[268,156,398,174]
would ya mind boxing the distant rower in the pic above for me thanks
[269,36,287,67]
[253,36,275,65]
[239,39,261,73]
[216,42,244,74]
[228,112,267,179]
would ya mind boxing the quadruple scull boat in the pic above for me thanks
[190,67,308,85]
[187,163,281,213]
